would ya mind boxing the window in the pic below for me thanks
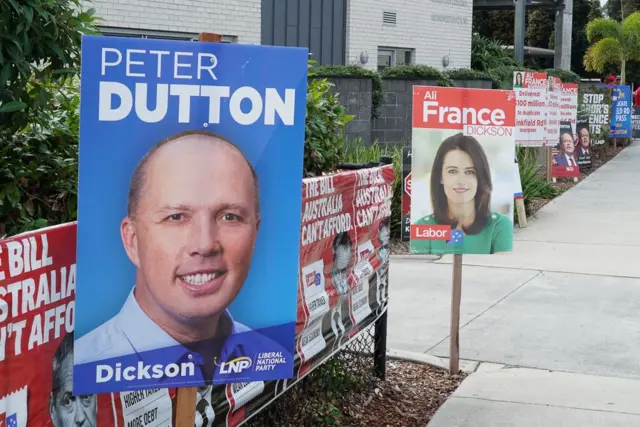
[377,47,414,70]
[99,27,237,43]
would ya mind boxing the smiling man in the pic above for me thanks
[75,130,265,383]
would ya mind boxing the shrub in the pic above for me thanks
[381,64,454,87]
[516,146,558,216]
[0,0,99,133]
[471,34,518,72]
[0,77,80,237]
[342,139,403,237]
[445,68,503,89]
[544,68,581,83]
[312,65,383,119]
[305,61,355,177]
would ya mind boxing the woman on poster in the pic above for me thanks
[412,133,513,255]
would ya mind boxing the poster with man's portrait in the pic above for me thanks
[73,35,308,394]
[575,114,592,168]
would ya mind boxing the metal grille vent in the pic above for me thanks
[382,11,397,26]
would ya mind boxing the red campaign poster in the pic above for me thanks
[0,168,394,427]
[0,223,115,427]
[350,165,394,337]
[552,165,581,178]
[0,224,178,427]
[296,171,358,378]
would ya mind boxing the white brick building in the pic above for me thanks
[347,0,472,70]
[85,0,472,71]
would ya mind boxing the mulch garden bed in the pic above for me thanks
[336,360,466,427]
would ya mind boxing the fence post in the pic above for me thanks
[373,154,392,380]
[373,310,388,380]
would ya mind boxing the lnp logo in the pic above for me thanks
[216,356,252,374]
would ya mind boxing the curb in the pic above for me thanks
[386,349,507,375]
[390,254,447,261]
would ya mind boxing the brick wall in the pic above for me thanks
[371,78,492,143]
[84,0,261,44]
[372,78,438,143]
[345,0,472,71]
[325,78,373,145]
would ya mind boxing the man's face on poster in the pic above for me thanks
[561,133,575,154]
[122,136,260,323]
[579,128,590,149]
[332,243,352,296]
[50,354,97,427]
[378,225,390,264]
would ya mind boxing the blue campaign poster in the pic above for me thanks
[73,35,308,394]
[606,84,632,138]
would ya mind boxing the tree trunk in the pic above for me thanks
[622,59,626,84]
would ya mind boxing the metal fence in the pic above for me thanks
[246,312,387,427]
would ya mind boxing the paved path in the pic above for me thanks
[387,142,640,425]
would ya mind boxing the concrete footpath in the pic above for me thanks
[387,141,640,425]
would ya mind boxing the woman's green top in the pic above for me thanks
[410,211,513,255]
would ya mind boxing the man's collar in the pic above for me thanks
[116,287,240,355]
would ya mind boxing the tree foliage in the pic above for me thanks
[471,34,517,72]
[304,61,355,178]
[0,0,99,133]
[0,77,79,237]
[474,0,604,75]
[584,11,640,82]
[473,10,516,44]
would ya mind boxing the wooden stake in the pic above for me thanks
[172,31,223,427]
[199,32,222,42]
[449,254,463,374]
[175,387,197,426]
[515,198,527,228]
[546,146,553,182]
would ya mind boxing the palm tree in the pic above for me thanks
[583,11,640,84]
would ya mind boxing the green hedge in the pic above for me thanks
[381,64,454,87]
[544,68,581,84]
[445,68,502,89]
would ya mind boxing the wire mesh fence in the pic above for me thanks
[245,321,384,427]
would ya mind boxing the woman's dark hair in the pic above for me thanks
[430,133,492,235]
[516,73,523,84]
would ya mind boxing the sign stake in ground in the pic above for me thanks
[173,31,223,427]
[450,254,463,374]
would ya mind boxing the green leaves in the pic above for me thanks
[0,77,80,237]
[584,37,624,73]
[583,11,640,79]
[471,34,518,72]
[516,146,558,216]
[586,17,623,43]
[0,0,98,133]
[304,64,354,177]
[0,100,26,112]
